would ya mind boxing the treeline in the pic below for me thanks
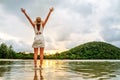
[0,43,49,59]
[0,43,34,59]
[0,43,16,58]
[45,41,120,59]
[1,41,120,59]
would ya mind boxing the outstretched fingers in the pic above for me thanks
[21,8,25,13]
[50,7,54,12]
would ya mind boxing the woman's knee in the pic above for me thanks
[34,48,38,53]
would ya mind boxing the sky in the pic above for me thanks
[0,0,120,53]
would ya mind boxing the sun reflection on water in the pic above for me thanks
[1,60,120,80]
[42,60,64,69]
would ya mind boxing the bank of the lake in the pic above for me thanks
[1,41,120,59]
[45,41,120,59]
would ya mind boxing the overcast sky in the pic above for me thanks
[0,0,120,52]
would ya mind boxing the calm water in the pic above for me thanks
[0,59,120,80]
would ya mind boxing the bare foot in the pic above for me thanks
[39,66,43,70]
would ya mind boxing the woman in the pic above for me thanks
[21,7,54,69]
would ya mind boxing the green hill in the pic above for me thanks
[45,41,120,59]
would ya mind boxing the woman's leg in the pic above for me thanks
[34,69,38,80]
[39,47,44,68]
[34,48,38,67]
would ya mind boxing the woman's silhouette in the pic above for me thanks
[33,69,43,80]
[21,7,54,69]
[34,69,38,80]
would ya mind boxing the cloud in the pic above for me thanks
[0,0,30,14]
[100,27,120,42]
[0,4,34,52]
[0,37,32,52]
[54,0,93,17]
[0,0,120,52]
[0,6,34,40]
[99,0,120,43]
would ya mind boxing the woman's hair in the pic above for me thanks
[36,17,41,20]
[35,17,41,24]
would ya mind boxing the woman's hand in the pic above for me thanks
[50,7,54,12]
[21,8,26,13]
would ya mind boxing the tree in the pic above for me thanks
[0,43,8,58]
[8,45,16,58]
[45,41,120,59]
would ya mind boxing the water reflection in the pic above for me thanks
[40,70,44,80]
[33,69,43,80]
[34,69,38,80]
[0,61,13,77]
[67,61,120,80]
[0,59,120,80]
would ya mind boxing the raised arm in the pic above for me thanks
[21,8,35,27]
[42,7,54,27]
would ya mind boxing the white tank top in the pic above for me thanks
[34,23,44,40]
[34,23,44,35]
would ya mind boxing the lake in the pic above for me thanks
[0,59,120,80]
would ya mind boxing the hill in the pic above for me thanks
[45,41,120,59]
